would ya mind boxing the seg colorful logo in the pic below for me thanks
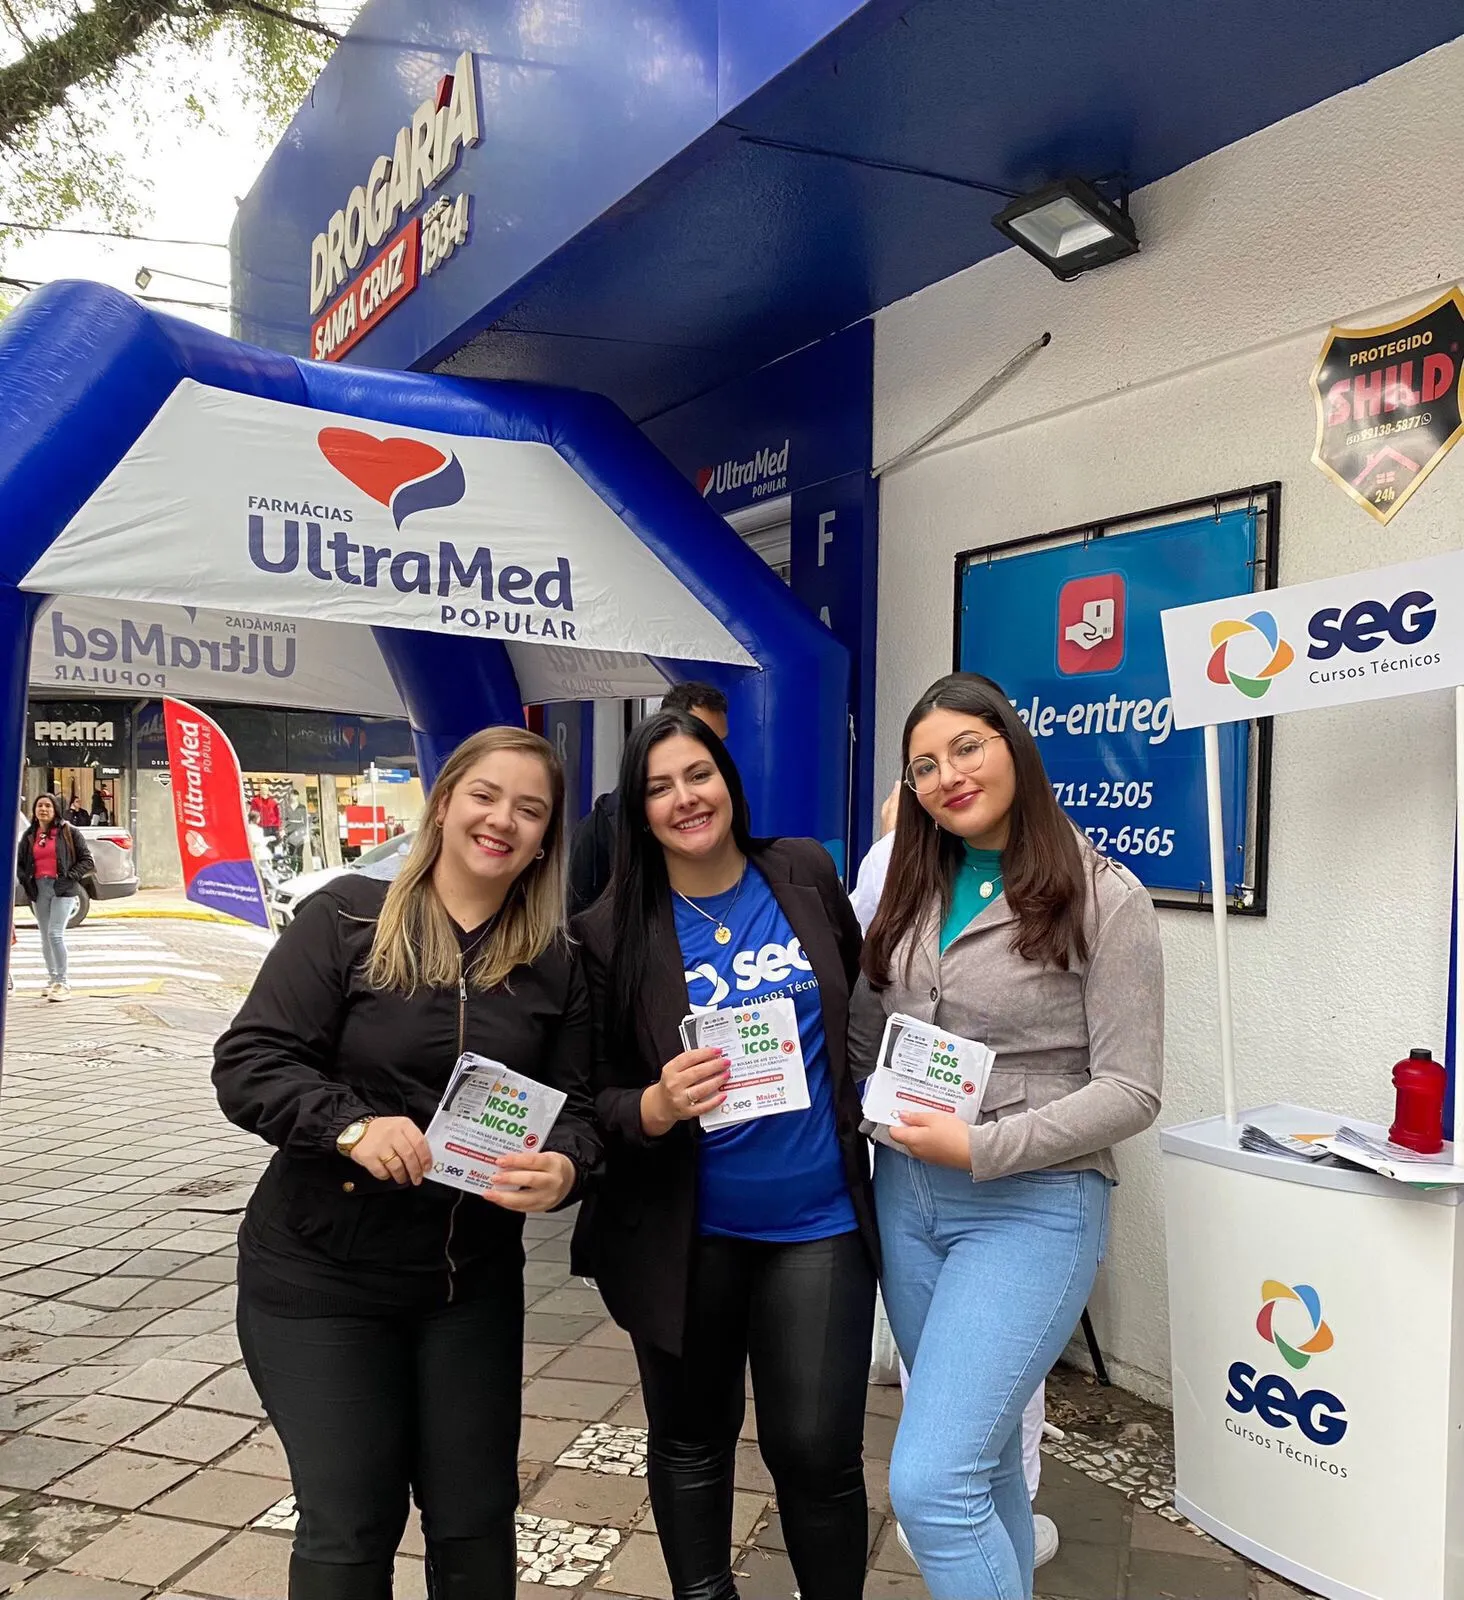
[1255,1280,1333,1369]
[1207,611,1295,700]
[1225,1280,1347,1446]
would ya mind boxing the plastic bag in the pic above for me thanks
[869,1288,901,1385]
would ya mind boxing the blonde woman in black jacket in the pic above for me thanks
[214,727,600,1600]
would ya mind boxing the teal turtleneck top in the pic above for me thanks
[939,845,1004,952]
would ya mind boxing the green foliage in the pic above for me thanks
[0,1,354,252]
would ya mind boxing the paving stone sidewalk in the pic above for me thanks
[0,939,1313,1598]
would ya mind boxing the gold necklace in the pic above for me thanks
[674,865,747,945]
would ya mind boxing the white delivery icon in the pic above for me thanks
[1064,597,1116,652]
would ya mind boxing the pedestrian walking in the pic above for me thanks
[854,672,1163,1600]
[571,708,878,1600]
[214,727,601,1600]
[15,793,94,1001]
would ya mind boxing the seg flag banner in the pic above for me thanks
[161,697,272,929]
[1161,549,1464,730]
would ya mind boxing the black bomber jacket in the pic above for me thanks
[213,874,601,1307]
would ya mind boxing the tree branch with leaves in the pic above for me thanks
[0,0,354,251]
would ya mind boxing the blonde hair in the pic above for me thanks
[365,726,567,993]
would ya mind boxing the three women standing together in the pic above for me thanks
[214,672,1163,1600]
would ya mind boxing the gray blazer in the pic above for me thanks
[850,849,1164,1182]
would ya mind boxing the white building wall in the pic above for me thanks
[871,37,1464,1400]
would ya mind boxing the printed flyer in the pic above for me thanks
[864,1013,994,1126]
[679,996,810,1128]
[425,1053,565,1196]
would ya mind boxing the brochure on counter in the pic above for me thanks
[424,1052,566,1196]
[679,996,810,1128]
[1316,1123,1464,1186]
[863,1013,995,1127]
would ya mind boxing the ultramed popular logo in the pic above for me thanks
[1206,610,1296,700]
[317,428,466,528]
[1256,1280,1334,1371]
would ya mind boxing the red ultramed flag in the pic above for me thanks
[162,698,272,930]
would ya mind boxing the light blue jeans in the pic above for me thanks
[875,1146,1110,1600]
[32,879,70,986]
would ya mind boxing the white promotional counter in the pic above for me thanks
[1158,551,1464,1600]
[1164,1103,1464,1600]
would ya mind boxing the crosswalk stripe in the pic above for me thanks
[10,965,223,980]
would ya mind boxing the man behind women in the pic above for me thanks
[215,727,600,1600]
[572,708,877,1600]
[567,681,729,915]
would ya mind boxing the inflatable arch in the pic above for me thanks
[0,282,849,1006]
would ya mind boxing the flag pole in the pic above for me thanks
[1204,724,1238,1125]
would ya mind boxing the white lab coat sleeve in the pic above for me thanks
[848,831,896,934]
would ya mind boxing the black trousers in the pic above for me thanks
[635,1229,876,1600]
[237,1287,523,1600]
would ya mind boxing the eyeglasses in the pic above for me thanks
[905,734,1004,795]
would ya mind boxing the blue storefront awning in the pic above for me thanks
[233,0,1463,421]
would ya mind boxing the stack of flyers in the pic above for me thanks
[1315,1124,1464,1185]
[863,1013,995,1127]
[1238,1125,1330,1162]
[679,995,810,1128]
[424,1053,566,1197]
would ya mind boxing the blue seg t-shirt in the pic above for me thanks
[676,865,857,1242]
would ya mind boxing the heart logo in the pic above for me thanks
[318,428,447,508]
[696,466,715,496]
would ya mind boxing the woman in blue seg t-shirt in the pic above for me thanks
[571,707,879,1600]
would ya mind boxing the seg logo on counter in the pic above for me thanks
[1225,1280,1349,1458]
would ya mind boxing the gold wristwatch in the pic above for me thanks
[335,1117,375,1156]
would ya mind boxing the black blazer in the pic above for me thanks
[570,836,879,1355]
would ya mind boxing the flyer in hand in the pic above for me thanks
[863,1013,995,1127]
[424,1052,566,1196]
[679,996,810,1128]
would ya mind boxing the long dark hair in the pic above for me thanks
[607,709,754,1040]
[29,793,61,838]
[863,672,1094,985]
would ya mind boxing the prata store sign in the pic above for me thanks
[308,51,480,362]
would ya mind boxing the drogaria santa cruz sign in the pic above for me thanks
[1160,549,1464,729]
[19,380,754,670]
[308,52,481,361]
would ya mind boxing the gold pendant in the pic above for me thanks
[714,925,732,944]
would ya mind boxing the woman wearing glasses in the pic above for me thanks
[571,707,878,1600]
[855,672,1163,1600]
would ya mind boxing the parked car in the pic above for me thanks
[269,831,415,926]
[12,824,140,928]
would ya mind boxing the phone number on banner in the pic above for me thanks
[1051,780,1176,859]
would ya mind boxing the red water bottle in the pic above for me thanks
[1389,1048,1446,1154]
